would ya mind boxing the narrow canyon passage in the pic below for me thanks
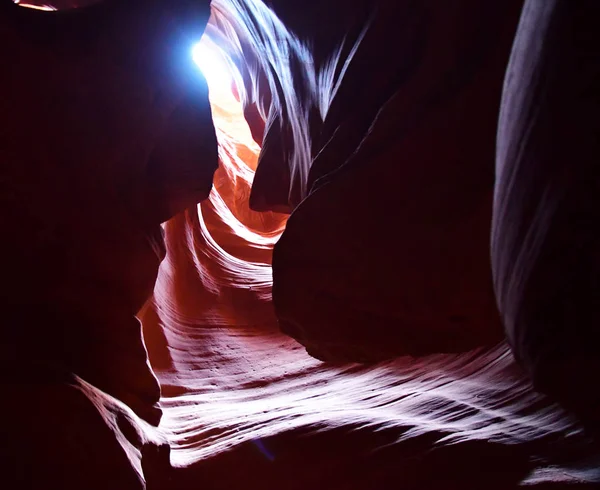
[139,8,600,487]
[2,0,599,488]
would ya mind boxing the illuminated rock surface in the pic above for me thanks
[1,0,600,489]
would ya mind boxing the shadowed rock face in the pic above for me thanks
[5,372,170,490]
[492,0,600,431]
[1,0,216,487]
[0,0,216,421]
[271,0,524,362]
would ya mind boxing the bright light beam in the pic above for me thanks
[192,40,233,96]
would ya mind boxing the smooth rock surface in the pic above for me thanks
[1,0,215,487]
[272,0,523,362]
[492,0,600,431]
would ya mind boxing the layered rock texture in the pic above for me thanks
[1,0,599,488]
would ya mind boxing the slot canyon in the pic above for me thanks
[1,0,599,488]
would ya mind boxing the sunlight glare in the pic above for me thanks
[192,40,233,96]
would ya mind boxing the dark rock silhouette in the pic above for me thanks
[492,0,600,432]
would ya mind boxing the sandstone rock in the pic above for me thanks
[492,0,600,431]
[1,0,215,419]
[1,370,169,490]
[1,0,215,486]
[272,1,523,362]
[4,1,600,488]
